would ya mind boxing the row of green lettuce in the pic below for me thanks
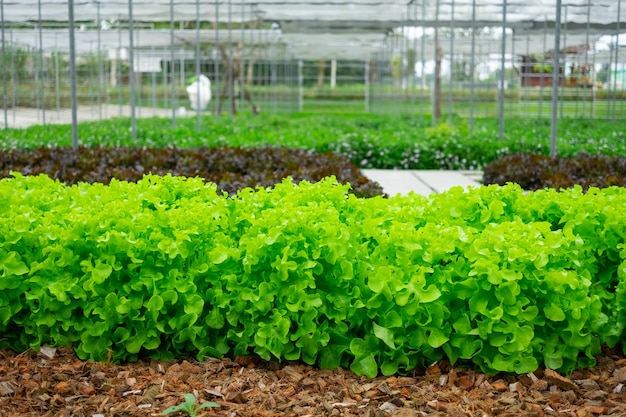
[1,173,626,377]
[2,114,626,170]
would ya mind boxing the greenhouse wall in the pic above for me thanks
[1,0,624,132]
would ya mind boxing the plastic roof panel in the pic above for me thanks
[1,0,623,60]
[2,0,621,25]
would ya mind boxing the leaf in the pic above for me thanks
[427,328,449,348]
[350,353,378,379]
[205,308,225,329]
[198,401,220,409]
[367,266,390,293]
[209,247,228,264]
[0,251,29,278]
[373,323,395,349]
[349,336,380,378]
[146,294,164,313]
[495,281,521,305]
[418,284,441,303]
[514,355,539,374]
[544,304,566,321]
[318,344,345,370]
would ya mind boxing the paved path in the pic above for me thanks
[362,169,483,196]
[0,105,178,129]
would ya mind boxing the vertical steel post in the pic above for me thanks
[539,17,547,118]
[582,0,590,118]
[128,0,137,140]
[240,1,245,109]
[215,0,220,121]
[96,1,102,120]
[38,0,46,124]
[68,0,79,149]
[498,0,507,141]
[228,0,233,116]
[448,0,454,125]
[1,0,8,128]
[433,0,440,126]
[195,0,202,129]
[612,0,621,120]
[170,0,176,127]
[550,0,562,157]
[469,0,476,132]
[117,20,122,117]
[411,3,418,121]
[420,0,426,125]
[561,5,567,119]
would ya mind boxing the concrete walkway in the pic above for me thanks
[362,169,483,196]
[1,105,176,129]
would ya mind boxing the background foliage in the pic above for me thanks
[2,114,625,170]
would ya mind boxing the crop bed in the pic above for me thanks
[0,145,384,198]
[2,135,626,416]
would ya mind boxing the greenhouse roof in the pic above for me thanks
[1,0,624,60]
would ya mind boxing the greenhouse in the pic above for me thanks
[4,2,626,416]
[1,0,624,134]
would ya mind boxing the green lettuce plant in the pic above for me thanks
[1,174,626,376]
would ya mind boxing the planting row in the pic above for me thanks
[0,145,384,198]
[483,152,626,191]
[1,174,625,377]
[1,114,625,170]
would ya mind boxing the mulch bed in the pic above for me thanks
[2,346,626,416]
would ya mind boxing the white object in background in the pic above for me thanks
[176,106,187,117]
[186,74,212,111]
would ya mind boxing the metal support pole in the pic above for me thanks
[96,1,102,120]
[498,0,507,141]
[420,0,426,125]
[550,0,562,157]
[68,0,79,149]
[170,0,177,127]
[38,0,46,124]
[582,0,591,118]
[240,1,245,109]
[1,0,8,128]
[228,0,233,116]
[117,21,122,117]
[612,0,621,120]
[469,0,476,132]
[214,0,220,121]
[248,4,255,114]
[539,17,547,118]
[195,0,201,130]
[433,0,440,126]
[128,0,137,140]
[10,28,15,125]
[561,5,567,119]
[411,3,417,121]
[448,0,454,126]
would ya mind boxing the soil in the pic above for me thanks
[2,347,626,417]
